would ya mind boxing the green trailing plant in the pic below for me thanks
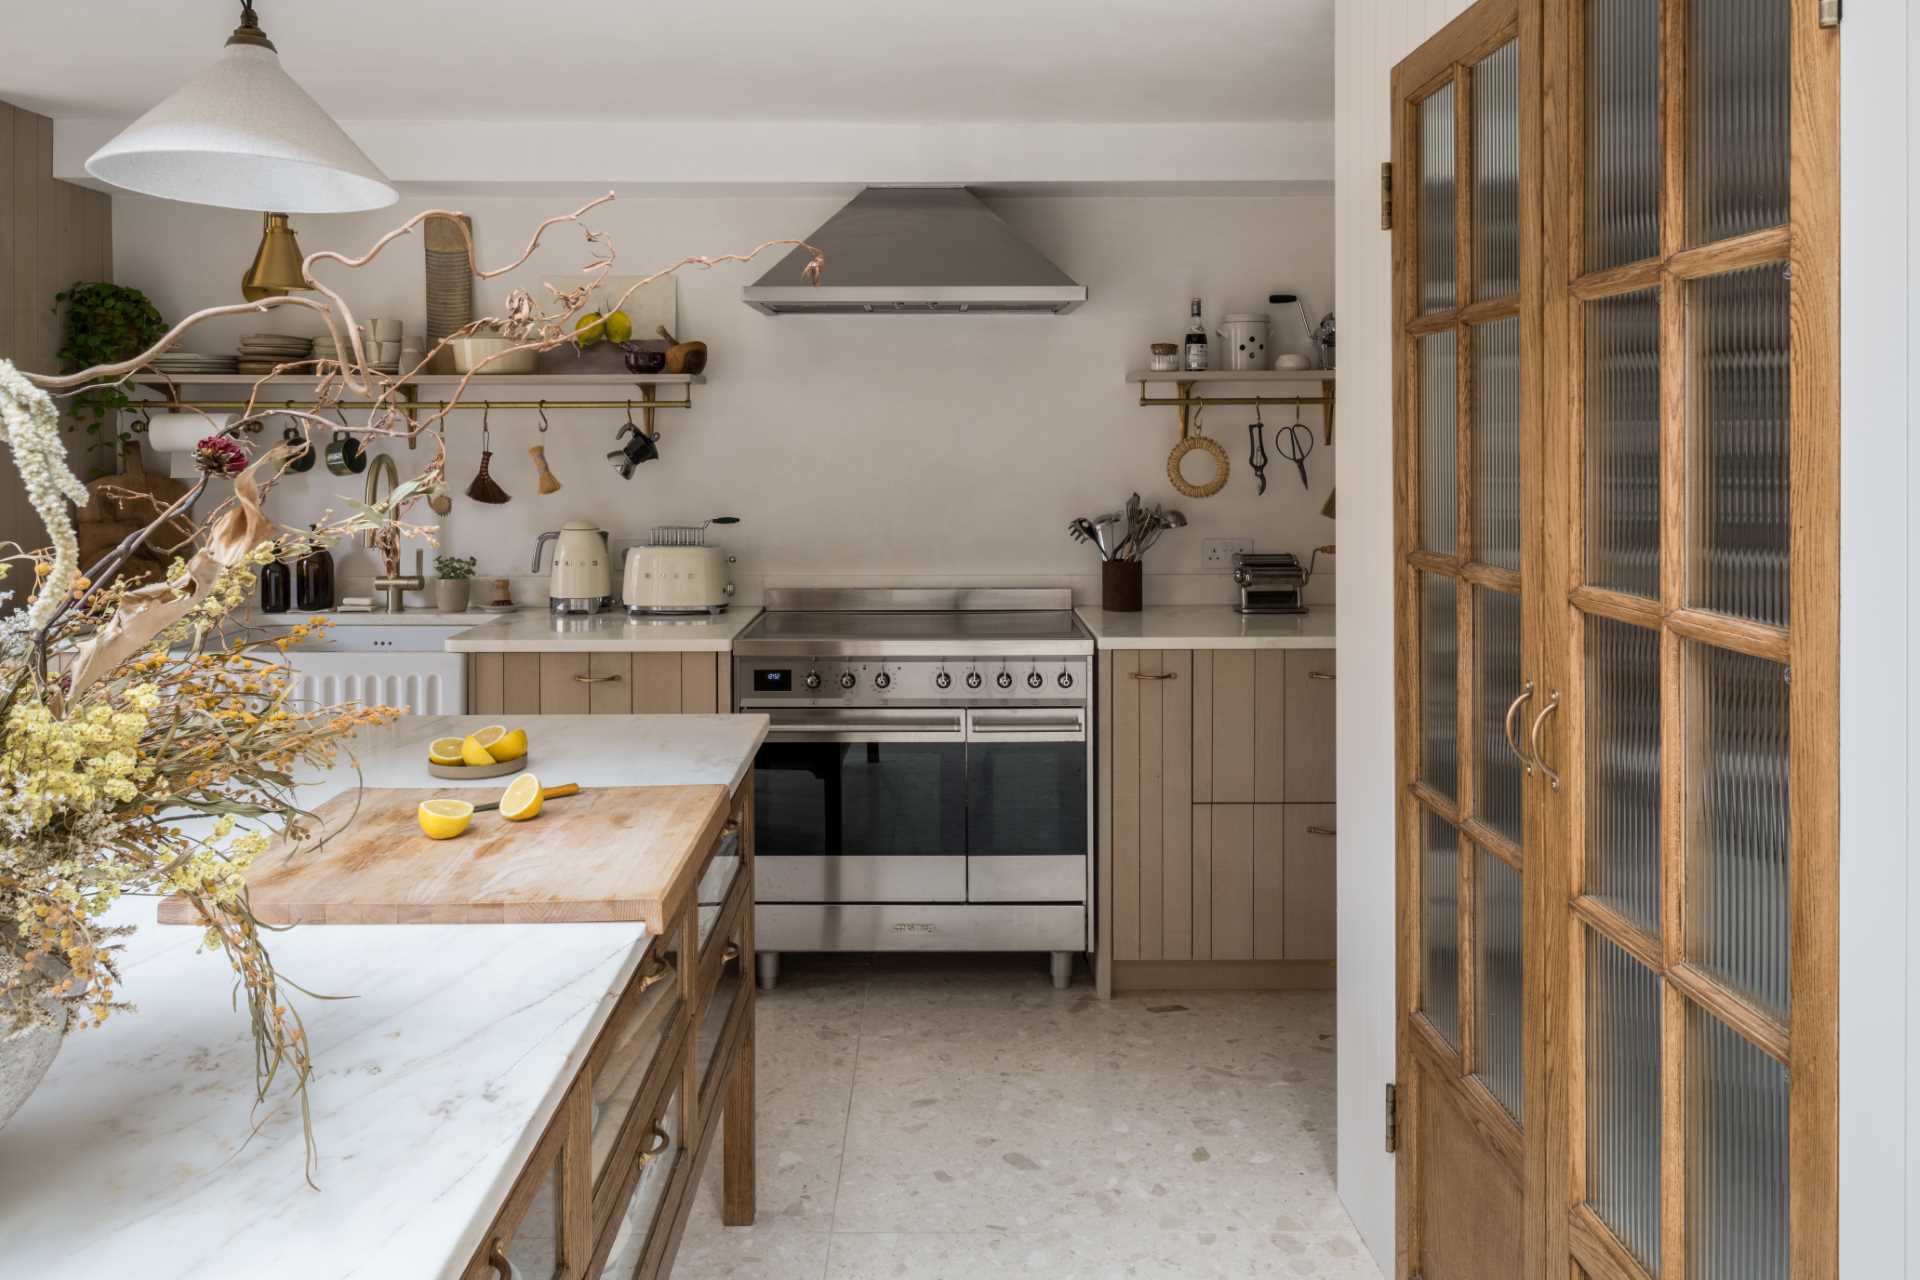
[54,282,167,434]
[434,554,477,580]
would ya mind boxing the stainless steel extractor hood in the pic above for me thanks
[742,187,1087,315]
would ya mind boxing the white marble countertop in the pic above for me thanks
[0,905,647,1280]
[0,712,768,1277]
[337,712,769,797]
[1075,605,1336,649]
[446,607,762,653]
[248,608,513,627]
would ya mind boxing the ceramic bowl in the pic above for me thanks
[450,334,537,375]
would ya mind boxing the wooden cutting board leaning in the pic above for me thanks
[156,784,729,932]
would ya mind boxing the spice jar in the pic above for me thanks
[1148,342,1180,372]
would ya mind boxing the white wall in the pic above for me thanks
[110,192,1336,605]
[1333,2,1470,1272]
[1836,0,1916,1273]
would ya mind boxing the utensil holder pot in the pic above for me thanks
[1101,561,1144,612]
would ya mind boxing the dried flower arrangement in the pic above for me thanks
[0,194,821,1166]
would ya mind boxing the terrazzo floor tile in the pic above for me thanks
[673,954,1380,1280]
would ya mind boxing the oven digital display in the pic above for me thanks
[752,668,792,692]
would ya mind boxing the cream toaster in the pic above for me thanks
[623,519,738,617]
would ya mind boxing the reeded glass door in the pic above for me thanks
[1546,0,1838,1276]
[1391,3,1546,1274]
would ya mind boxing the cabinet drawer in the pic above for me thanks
[1191,803,1336,962]
[592,1058,685,1280]
[1193,651,1288,803]
[1283,651,1337,802]
[1280,804,1337,960]
[587,946,682,1200]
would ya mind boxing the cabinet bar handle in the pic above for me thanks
[1307,670,1336,681]
[573,673,624,684]
[1129,671,1178,681]
[1306,825,1338,837]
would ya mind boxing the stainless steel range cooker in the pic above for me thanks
[732,588,1093,990]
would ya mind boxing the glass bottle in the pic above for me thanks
[1184,297,1209,371]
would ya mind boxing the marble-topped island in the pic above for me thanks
[0,713,768,1280]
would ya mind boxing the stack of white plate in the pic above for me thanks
[147,351,239,376]
[236,333,314,375]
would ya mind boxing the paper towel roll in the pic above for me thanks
[147,412,229,453]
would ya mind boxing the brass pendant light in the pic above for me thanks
[241,212,309,301]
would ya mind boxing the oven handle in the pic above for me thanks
[765,711,966,743]
[965,709,1087,741]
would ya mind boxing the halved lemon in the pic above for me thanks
[459,735,496,767]
[417,798,474,840]
[427,737,466,767]
[499,772,543,822]
[488,727,528,763]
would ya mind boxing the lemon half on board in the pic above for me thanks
[499,773,543,822]
[418,798,474,840]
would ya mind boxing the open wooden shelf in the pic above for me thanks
[1126,367,1336,385]
[136,372,704,387]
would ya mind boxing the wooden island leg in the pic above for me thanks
[721,1024,755,1225]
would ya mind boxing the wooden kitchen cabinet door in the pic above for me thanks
[1193,650,1287,803]
[1280,805,1336,960]
[1098,648,1193,969]
[1281,651,1336,802]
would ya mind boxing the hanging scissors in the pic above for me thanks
[1247,404,1269,495]
[1276,403,1313,491]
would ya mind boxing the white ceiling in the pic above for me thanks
[2,0,1334,125]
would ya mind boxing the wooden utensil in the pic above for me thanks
[472,782,580,813]
[655,325,708,376]
[156,784,730,933]
[529,445,562,494]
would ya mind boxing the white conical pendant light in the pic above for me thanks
[85,1,396,213]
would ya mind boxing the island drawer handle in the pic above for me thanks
[488,1239,516,1279]
[722,942,741,965]
[1308,670,1336,682]
[573,673,625,684]
[636,955,673,990]
[1130,671,1178,681]
[1306,825,1338,837]
[638,1122,672,1164]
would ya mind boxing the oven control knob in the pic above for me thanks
[965,670,983,690]
[935,671,953,690]
[1026,671,1044,689]
[839,671,858,689]
[803,671,821,690]
[1057,671,1074,689]
[995,671,1014,690]
[873,671,892,690]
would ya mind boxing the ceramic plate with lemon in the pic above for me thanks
[425,724,530,779]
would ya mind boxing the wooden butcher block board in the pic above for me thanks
[157,785,730,933]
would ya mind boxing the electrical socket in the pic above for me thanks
[1202,537,1253,567]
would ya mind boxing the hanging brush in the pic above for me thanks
[528,401,562,494]
[466,404,511,504]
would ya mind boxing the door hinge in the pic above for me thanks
[1380,162,1394,231]
[1817,0,1840,27]
[1385,1082,1399,1153]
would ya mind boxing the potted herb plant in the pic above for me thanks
[434,554,476,613]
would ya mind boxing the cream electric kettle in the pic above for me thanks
[532,521,613,615]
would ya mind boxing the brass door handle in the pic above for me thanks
[1307,670,1336,681]
[574,673,624,684]
[1502,680,1535,773]
[1528,690,1562,791]
[1130,671,1178,681]
[1306,825,1337,837]
[488,1240,516,1280]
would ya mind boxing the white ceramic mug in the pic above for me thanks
[369,317,404,343]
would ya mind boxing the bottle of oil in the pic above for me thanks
[1184,297,1209,371]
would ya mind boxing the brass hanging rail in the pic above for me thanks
[1129,369,1337,445]
[123,396,693,413]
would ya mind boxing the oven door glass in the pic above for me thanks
[754,720,967,859]
[967,740,1087,855]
